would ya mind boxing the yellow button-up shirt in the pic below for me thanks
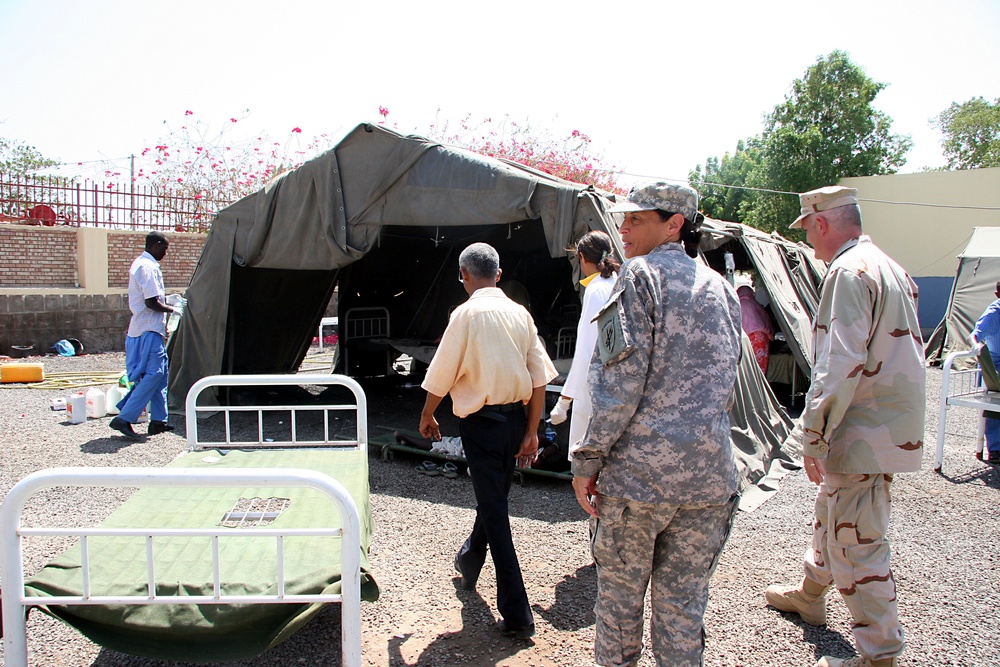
[422,287,557,418]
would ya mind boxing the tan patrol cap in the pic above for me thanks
[789,186,859,229]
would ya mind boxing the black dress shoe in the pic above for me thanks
[987,451,1000,465]
[109,416,143,441]
[454,553,477,590]
[148,420,175,435]
[496,619,535,639]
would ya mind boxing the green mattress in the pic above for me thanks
[22,448,379,662]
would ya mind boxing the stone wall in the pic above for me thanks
[0,292,130,355]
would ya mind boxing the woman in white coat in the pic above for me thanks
[550,230,620,459]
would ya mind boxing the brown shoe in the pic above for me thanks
[765,580,828,626]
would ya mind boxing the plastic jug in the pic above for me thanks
[67,392,86,424]
[86,387,107,418]
[105,386,126,415]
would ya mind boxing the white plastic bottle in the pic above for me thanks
[105,385,126,415]
[67,392,86,424]
[86,387,107,418]
[165,294,187,334]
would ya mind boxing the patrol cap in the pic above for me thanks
[790,186,859,229]
[609,180,699,223]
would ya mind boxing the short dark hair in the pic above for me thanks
[145,231,168,251]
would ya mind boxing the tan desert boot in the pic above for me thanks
[764,577,829,626]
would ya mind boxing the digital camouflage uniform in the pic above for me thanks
[572,241,742,667]
[788,235,925,661]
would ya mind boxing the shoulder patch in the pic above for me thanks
[595,289,633,365]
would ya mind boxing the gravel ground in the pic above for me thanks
[0,352,998,667]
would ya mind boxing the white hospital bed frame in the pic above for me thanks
[1,373,368,667]
[936,345,992,471]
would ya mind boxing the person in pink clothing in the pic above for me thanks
[736,278,774,373]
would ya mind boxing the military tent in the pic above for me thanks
[926,226,1000,364]
[166,122,806,505]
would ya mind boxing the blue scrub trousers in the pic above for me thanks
[117,331,168,424]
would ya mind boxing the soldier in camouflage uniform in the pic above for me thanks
[765,186,925,667]
[572,181,742,667]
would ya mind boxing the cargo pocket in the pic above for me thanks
[591,496,628,569]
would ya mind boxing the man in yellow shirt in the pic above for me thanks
[419,242,557,639]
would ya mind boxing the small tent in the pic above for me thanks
[925,226,1000,364]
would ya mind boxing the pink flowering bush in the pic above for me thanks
[411,110,624,194]
[117,110,336,227]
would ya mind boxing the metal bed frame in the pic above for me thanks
[936,345,992,471]
[1,373,369,667]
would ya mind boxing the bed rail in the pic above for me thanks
[185,373,368,451]
[0,467,362,667]
[936,345,990,471]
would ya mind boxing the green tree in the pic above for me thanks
[691,51,912,234]
[689,138,761,221]
[933,96,1000,169]
[0,136,58,174]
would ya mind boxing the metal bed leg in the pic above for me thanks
[936,362,953,472]
[976,416,986,460]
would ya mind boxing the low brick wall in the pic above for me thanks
[0,226,79,288]
[107,232,204,289]
[0,226,207,356]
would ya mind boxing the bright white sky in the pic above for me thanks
[2,0,999,187]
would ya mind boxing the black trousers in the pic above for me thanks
[456,405,533,627]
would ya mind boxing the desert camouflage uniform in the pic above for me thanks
[789,235,925,661]
[572,241,742,667]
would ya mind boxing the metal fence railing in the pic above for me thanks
[0,173,230,232]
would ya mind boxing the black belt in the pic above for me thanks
[471,402,524,422]
[482,402,523,413]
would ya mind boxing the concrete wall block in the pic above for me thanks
[5,295,24,313]
[24,294,44,313]
[90,294,108,311]
[77,328,124,354]
[62,293,79,311]
[81,311,101,329]
[45,294,62,312]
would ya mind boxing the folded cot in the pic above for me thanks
[1,373,378,667]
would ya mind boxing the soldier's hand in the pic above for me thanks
[804,455,826,485]
[573,474,599,517]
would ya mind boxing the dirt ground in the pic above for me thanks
[2,352,998,666]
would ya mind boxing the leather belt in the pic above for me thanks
[471,402,524,422]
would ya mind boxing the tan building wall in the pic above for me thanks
[841,168,1000,277]
[840,167,1000,331]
